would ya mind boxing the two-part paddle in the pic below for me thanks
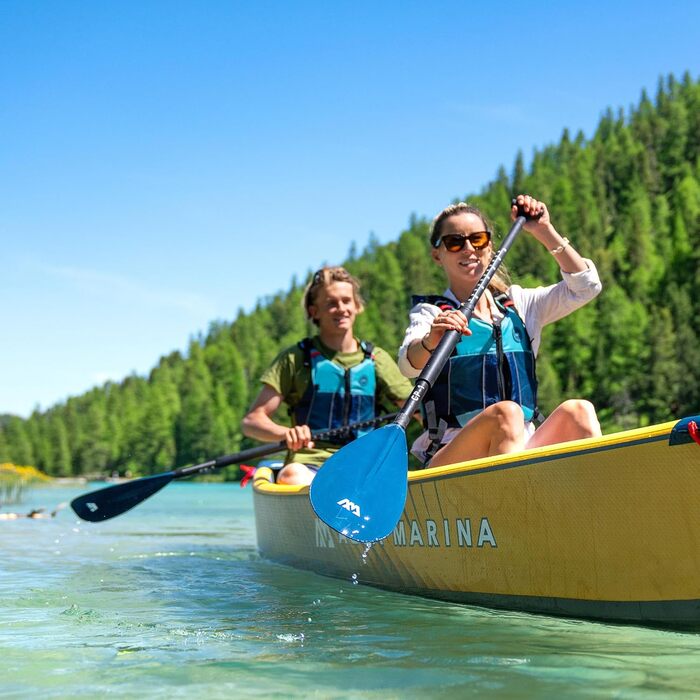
[310,202,536,543]
[71,413,396,522]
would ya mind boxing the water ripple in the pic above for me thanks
[2,483,700,698]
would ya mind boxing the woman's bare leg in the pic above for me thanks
[525,399,601,450]
[276,463,316,485]
[429,401,526,468]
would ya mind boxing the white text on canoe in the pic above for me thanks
[314,518,496,549]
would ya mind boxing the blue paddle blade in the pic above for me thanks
[309,423,408,543]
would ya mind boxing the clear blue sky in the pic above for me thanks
[2,1,698,417]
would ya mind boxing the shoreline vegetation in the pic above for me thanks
[1,73,698,481]
[0,463,51,506]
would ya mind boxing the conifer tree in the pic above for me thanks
[177,342,219,465]
[47,412,72,477]
[4,417,34,466]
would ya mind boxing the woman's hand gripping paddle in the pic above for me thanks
[310,202,533,543]
[71,413,397,522]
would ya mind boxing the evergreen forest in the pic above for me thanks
[2,73,699,479]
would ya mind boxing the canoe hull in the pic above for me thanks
[253,418,700,625]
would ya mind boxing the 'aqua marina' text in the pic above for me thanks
[315,517,496,549]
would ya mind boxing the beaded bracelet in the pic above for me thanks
[549,237,570,255]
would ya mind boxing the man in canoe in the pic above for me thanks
[398,194,603,467]
[242,266,413,485]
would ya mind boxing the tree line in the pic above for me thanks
[1,72,698,478]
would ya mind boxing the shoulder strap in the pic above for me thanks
[494,292,529,327]
[359,340,374,360]
[411,294,459,310]
[493,292,514,309]
[298,337,314,368]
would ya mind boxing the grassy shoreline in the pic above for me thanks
[0,463,51,505]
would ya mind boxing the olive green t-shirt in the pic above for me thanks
[260,336,413,466]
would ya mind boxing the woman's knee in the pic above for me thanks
[559,399,601,435]
[483,401,525,435]
[484,401,524,423]
[276,463,314,485]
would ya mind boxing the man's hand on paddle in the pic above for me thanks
[243,385,314,449]
[284,425,315,451]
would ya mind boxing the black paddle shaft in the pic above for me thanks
[395,213,528,430]
[71,412,398,522]
[173,412,398,478]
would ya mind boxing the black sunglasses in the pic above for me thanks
[435,231,492,252]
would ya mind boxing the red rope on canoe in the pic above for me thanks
[688,421,700,446]
[240,464,256,488]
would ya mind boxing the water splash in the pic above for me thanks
[276,632,305,643]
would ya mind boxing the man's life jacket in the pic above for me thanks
[415,294,539,452]
[293,338,376,444]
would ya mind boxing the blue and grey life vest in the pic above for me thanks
[293,338,376,444]
[416,294,539,432]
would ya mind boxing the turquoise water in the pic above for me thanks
[3,483,700,698]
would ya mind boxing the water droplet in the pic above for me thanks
[351,573,359,585]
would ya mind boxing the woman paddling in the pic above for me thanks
[398,194,603,467]
[242,266,413,485]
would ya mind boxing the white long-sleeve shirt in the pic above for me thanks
[398,260,603,376]
[397,260,603,462]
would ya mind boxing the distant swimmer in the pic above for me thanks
[0,503,67,520]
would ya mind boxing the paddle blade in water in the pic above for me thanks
[71,472,175,522]
[309,423,408,543]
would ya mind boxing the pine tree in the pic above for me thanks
[47,412,72,477]
[4,417,34,466]
[79,393,113,474]
[177,342,219,465]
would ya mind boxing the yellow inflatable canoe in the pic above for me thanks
[252,416,700,625]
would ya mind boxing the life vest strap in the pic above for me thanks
[422,400,448,467]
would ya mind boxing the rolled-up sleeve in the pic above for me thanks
[509,259,602,356]
[397,303,441,378]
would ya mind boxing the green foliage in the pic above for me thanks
[4,73,700,477]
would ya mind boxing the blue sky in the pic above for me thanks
[2,1,698,417]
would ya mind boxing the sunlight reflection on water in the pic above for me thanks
[2,483,700,698]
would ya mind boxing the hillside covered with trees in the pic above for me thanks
[2,73,699,478]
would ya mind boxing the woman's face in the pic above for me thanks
[308,281,359,334]
[431,212,492,286]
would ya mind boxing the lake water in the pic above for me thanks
[2,482,700,698]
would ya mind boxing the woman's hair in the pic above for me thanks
[430,202,511,295]
[302,266,365,324]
